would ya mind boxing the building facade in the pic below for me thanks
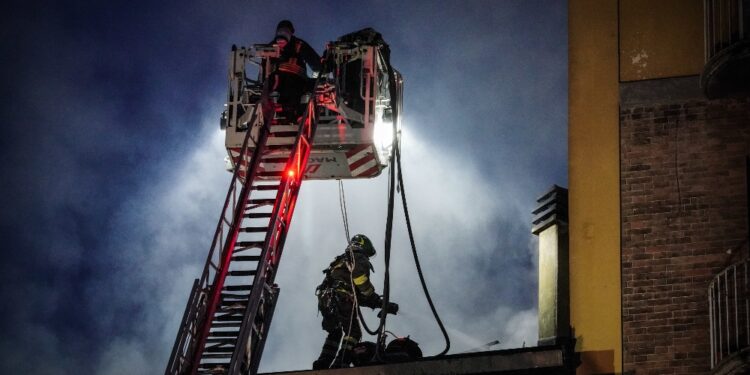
[569,0,750,374]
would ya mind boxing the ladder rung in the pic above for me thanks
[198,363,229,369]
[248,198,275,205]
[244,212,272,219]
[257,171,283,178]
[235,241,263,249]
[209,331,240,337]
[218,304,245,312]
[205,341,234,349]
[211,322,242,328]
[232,255,261,262]
[241,226,267,233]
[220,292,249,300]
[213,314,243,322]
[251,185,279,191]
[205,337,235,343]
[223,284,253,291]
[203,346,236,353]
[200,354,233,359]
[228,270,256,277]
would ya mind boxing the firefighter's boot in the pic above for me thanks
[332,350,352,368]
[333,336,358,368]
[313,334,339,370]
[312,357,333,370]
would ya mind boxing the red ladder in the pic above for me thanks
[165,95,317,375]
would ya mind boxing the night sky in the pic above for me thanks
[0,1,567,373]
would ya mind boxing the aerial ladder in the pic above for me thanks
[165,28,402,375]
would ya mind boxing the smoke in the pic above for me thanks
[43,116,540,374]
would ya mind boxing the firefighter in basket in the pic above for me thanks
[312,234,399,369]
[269,20,321,121]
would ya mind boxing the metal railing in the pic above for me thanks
[704,0,750,62]
[708,258,750,369]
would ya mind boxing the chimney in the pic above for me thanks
[532,185,570,346]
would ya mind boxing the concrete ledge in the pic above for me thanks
[261,345,571,375]
[619,75,703,107]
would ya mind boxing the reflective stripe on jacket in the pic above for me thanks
[271,36,321,78]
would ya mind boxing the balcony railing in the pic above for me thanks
[702,0,750,98]
[708,258,750,369]
[704,0,749,62]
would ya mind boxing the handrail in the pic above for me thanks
[708,257,750,369]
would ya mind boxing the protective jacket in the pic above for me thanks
[318,250,380,309]
[271,36,322,78]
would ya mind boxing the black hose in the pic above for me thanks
[375,129,397,360]
[373,40,453,359]
[357,304,379,336]
[372,40,400,361]
[395,143,451,356]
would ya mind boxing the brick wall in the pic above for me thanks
[620,95,750,374]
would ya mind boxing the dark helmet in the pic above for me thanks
[275,20,294,43]
[350,234,376,257]
[276,20,295,34]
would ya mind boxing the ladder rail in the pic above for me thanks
[166,279,201,375]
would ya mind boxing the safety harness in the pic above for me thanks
[316,253,351,317]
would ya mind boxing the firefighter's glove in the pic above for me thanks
[377,302,399,319]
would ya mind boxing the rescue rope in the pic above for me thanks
[337,175,381,337]
[338,180,351,242]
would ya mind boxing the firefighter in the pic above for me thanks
[269,20,321,120]
[312,234,399,369]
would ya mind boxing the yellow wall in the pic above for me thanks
[619,0,703,81]
[568,0,622,373]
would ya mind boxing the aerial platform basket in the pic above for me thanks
[222,28,403,181]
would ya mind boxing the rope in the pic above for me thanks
[336,181,380,365]
[338,180,351,242]
[337,179,380,336]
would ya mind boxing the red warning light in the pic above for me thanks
[287,169,295,178]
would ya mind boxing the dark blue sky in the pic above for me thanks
[1,1,567,373]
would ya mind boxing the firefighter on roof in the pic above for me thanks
[269,20,321,120]
[313,234,399,369]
